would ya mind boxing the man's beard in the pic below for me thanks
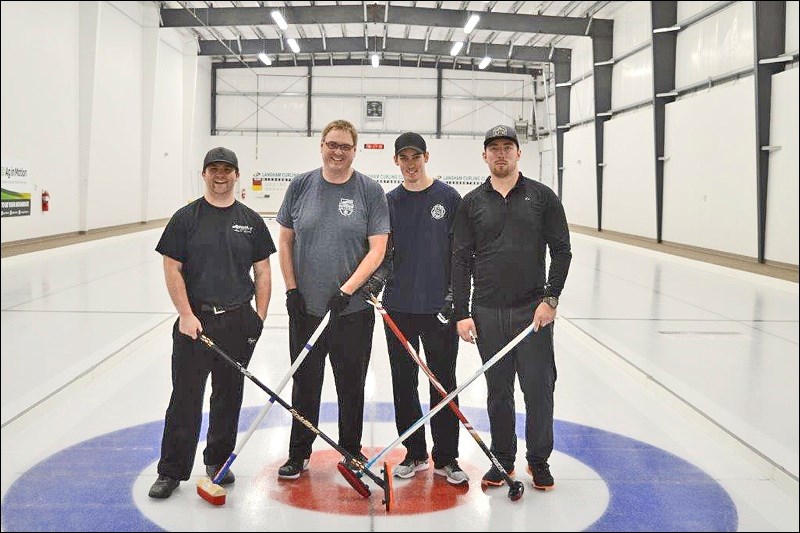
[492,162,515,178]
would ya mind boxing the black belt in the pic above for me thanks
[198,302,245,315]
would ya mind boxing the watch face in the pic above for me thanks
[544,297,558,308]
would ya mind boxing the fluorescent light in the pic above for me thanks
[371,53,380,68]
[450,41,464,56]
[463,14,480,34]
[258,52,272,66]
[478,56,491,69]
[759,55,794,65]
[287,38,300,53]
[652,25,680,34]
[270,10,288,30]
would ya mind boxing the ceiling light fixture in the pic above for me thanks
[371,53,380,68]
[270,11,288,30]
[258,52,272,66]
[287,38,300,53]
[463,14,480,34]
[478,56,491,69]
[450,41,464,56]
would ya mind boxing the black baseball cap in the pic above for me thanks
[203,147,239,171]
[483,125,519,148]
[394,132,427,156]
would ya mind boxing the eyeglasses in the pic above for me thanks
[324,141,354,152]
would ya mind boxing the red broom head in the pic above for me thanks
[382,462,395,512]
[337,462,371,498]
[196,477,226,505]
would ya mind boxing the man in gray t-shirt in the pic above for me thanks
[275,119,390,479]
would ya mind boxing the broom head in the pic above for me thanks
[196,477,226,505]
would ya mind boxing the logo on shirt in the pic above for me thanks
[232,224,254,234]
[338,198,355,217]
[431,204,446,220]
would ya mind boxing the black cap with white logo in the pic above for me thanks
[483,125,519,148]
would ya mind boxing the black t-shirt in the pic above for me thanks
[156,197,276,307]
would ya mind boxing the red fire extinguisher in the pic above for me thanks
[41,190,50,212]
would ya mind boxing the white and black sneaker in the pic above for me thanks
[393,456,429,479]
[434,460,469,485]
[278,457,309,479]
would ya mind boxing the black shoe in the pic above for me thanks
[528,462,555,491]
[148,474,179,499]
[481,464,515,487]
[206,464,235,485]
[339,450,368,471]
[278,457,309,479]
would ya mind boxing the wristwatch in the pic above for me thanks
[542,296,559,309]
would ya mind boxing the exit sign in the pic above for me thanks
[363,143,385,150]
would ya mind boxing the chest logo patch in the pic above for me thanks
[338,198,355,217]
[232,224,253,234]
[431,204,446,220]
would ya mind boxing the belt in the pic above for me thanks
[198,302,244,315]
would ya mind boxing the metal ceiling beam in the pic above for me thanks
[199,36,570,63]
[213,58,543,75]
[161,5,610,37]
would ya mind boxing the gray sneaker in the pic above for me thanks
[393,457,429,479]
[434,460,469,485]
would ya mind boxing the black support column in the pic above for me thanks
[553,49,571,199]
[436,66,443,139]
[591,19,614,231]
[650,1,677,243]
[753,1,787,262]
[306,65,313,137]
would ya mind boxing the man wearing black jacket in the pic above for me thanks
[451,125,572,491]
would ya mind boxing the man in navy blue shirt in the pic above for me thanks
[378,132,468,484]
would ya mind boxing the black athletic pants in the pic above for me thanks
[384,311,460,467]
[472,302,556,470]
[287,307,374,459]
[157,304,263,480]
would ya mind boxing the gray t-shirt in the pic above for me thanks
[277,167,390,316]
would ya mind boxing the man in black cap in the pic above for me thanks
[451,125,572,491]
[368,132,467,484]
[148,146,276,499]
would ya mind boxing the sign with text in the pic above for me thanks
[1,161,32,218]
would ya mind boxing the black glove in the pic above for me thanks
[286,288,306,318]
[436,290,454,324]
[327,290,352,318]
[362,273,387,298]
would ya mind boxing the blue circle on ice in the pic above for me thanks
[0,402,736,531]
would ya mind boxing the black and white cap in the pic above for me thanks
[483,125,519,148]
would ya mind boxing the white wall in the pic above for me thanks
[2,1,797,268]
[560,124,597,228]
[602,108,656,239]
[1,1,81,239]
[765,67,800,265]
[1,1,199,243]
[557,1,798,266]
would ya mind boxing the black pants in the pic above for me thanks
[287,307,374,458]
[473,302,556,469]
[384,311,460,467]
[156,304,263,480]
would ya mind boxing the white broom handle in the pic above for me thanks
[365,321,536,471]
[232,310,331,454]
